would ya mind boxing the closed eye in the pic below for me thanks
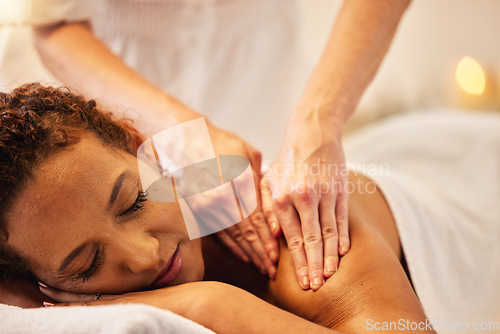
[119,190,148,217]
[73,244,102,283]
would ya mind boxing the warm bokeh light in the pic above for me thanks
[455,56,486,95]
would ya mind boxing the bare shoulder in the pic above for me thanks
[267,174,433,333]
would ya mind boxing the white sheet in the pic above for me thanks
[345,109,500,333]
[1,303,214,334]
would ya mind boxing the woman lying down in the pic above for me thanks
[0,84,499,333]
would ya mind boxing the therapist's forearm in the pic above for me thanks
[295,0,411,130]
[33,21,199,136]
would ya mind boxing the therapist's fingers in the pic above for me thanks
[319,192,339,279]
[234,215,277,278]
[247,212,278,278]
[245,146,278,274]
[294,187,324,291]
[248,173,279,269]
[250,211,279,267]
[216,229,250,263]
[336,183,350,256]
[225,222,266,275]
[260,174,281,238]
[273,195,310,290]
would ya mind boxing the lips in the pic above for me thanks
[150,244,183,289]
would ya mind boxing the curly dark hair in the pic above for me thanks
[0,83,138,281]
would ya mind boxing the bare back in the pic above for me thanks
[204,173,433,333]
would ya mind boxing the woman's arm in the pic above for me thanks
[296,0,412,125]
[177,282,337,334]
[51,281,336,334]
[0,277,47,308]
[33,21,197,136]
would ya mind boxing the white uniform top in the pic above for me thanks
[345,110,500,334]
[0,0,308,159]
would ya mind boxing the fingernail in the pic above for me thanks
[340,243,349,255]
[242,255,250,263]
[271,221,278,233]
[43,301,55,307]
[269,250,278,262]
[301,276,310,289]
[325,256,338,275]
[312,277,322,289]
[38,281,48,289]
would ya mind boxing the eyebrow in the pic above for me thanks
[58,243,90,272]
[108,171,129,209]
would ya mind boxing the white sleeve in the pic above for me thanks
[0,0,103,26]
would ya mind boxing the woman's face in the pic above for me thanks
[6,134,204,294]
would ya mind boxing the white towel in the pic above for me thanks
[345,110,500,333]
[1,303,214,334]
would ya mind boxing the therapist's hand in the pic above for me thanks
[260,114,350,290]
[206,123,279,278]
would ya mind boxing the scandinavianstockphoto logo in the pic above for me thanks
[366,318,500,332]
[135,117,391,240]
[136,118,257,240]
[261,159,390,196]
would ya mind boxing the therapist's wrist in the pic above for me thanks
[295,66,364,131]
[289,99,353,136]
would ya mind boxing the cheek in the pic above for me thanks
[145,201,187,235]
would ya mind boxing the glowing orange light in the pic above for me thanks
[456,56,486,95]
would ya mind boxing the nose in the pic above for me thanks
[118,231,161,274]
